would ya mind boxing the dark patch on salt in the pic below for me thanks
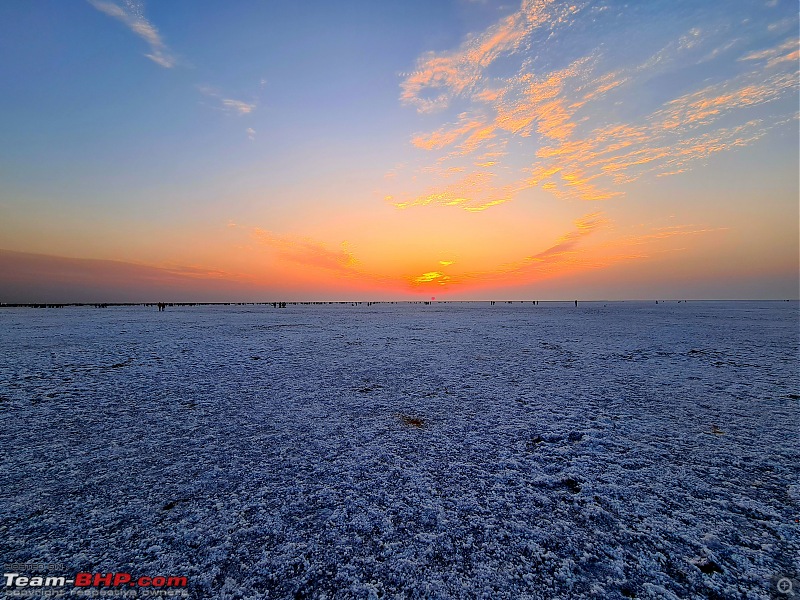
[399,414,425,428]
[526,435,543,450]
[162,498,193,511]
[692,557,723,575]
[568,431,584,442]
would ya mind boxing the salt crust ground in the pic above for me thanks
[1,301,798,599]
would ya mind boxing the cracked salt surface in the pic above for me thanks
[0,301,798,599]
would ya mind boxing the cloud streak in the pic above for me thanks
[222,99,256,115]
[253,229,358,274]
[740,37,798,68]
[88,0,175,68]
[197,85,258,116]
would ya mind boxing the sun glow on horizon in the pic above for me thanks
[0,1,796,301]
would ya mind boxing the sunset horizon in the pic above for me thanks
[1,0,797,301]
[2,246,798,303]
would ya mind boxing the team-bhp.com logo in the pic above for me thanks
[4,571,188,593]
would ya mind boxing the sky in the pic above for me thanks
[0,0,797,302]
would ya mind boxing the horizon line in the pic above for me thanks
[2,299,798,308]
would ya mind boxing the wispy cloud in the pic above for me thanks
[740,37,798,68]
[526,69,794,198]
[391,170,522,212]
[253,229,357,273]
[88,4,261,138]
[414,271,448,284]
[197,85,257,116]
[390,2,799,209]
[88,0,175,68]
[222,99,256,115]
[620,224,729,245]
[400,0,579,113]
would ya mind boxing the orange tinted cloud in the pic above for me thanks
[740,38,799,68]
[392,171,520,212]
[658,73,796,130]
[414,271,449,284]
[412,115,487,150]
[399,0,576,113]
[391,6,799,208]
[253,229,357,273]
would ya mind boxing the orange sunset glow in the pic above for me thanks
[0,0,797,301]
